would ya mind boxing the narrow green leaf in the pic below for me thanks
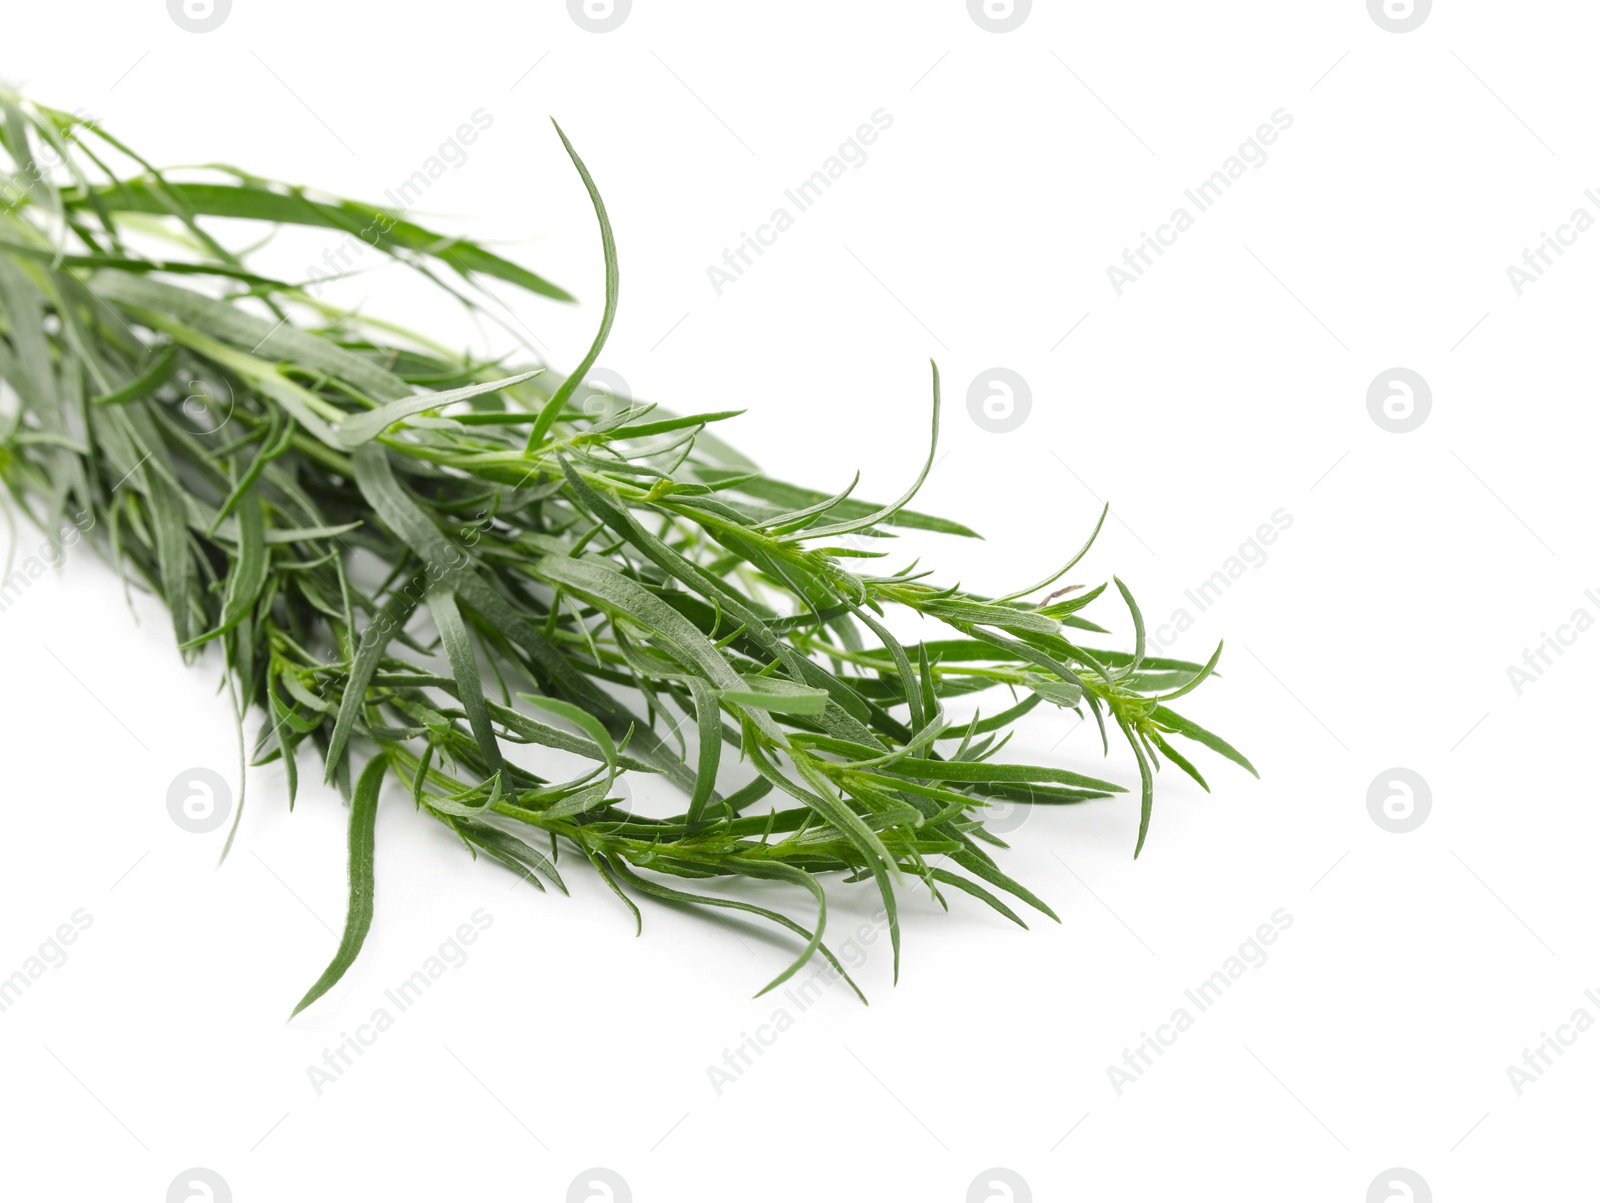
[291,752,388,1017]
[685,678,721,825]
[90,342,176,405]
[335,369,542,448]
[1150,704,1259,778]
[427,584,503,773]
[526,121,618,450]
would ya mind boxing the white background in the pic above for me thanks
[1,2,1595,1200]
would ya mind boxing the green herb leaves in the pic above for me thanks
[0,91,1256,1013]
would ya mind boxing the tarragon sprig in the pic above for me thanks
[0,91,1256,1013]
